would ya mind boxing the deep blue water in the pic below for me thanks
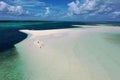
[0,21,120,52]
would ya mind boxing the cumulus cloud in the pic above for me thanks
[68,0,80,15]
[112,11,120,18]
[113,11,120,15]
[45,7,50,15]
[67,0,96,16]
[67,0,120,19]
[8,6,24,15]
[35,7,50,17]
[80,0,96,11]
[0,1,28,15]
[0,1,8,11]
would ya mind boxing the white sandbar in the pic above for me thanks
[15,27,120,80]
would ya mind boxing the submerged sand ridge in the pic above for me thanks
[15,27,120,80]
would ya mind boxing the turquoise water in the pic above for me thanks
[0,21,120,80]
[75,31,120,80]
[0,48,27,80]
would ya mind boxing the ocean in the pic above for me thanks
[0,21,120,80]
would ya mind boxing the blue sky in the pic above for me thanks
[0,0,120,21]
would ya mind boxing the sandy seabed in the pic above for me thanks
[15,26,120,80]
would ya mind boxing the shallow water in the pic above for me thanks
[0,48,27,80]
[103,32,120,44]
[74,31,120,80]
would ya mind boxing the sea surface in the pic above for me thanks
[0,21,120,80]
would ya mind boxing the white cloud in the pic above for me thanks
[112,11,120,18]
[35,7,50,17]
[76,0,80,5]
[0,1,27,15]
[15,6,23,15]
[45,7,50,15]
[67,0,120,18]
[8,6,23,15]
[0,1,8,11]
[113,11,120,15]
[67,0,97,16]
[68,0,80,15]
[80,0,96,11]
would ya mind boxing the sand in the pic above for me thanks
[15,27,120,80]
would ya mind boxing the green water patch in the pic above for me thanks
[0,48,27,80]
[102,32,120,45]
